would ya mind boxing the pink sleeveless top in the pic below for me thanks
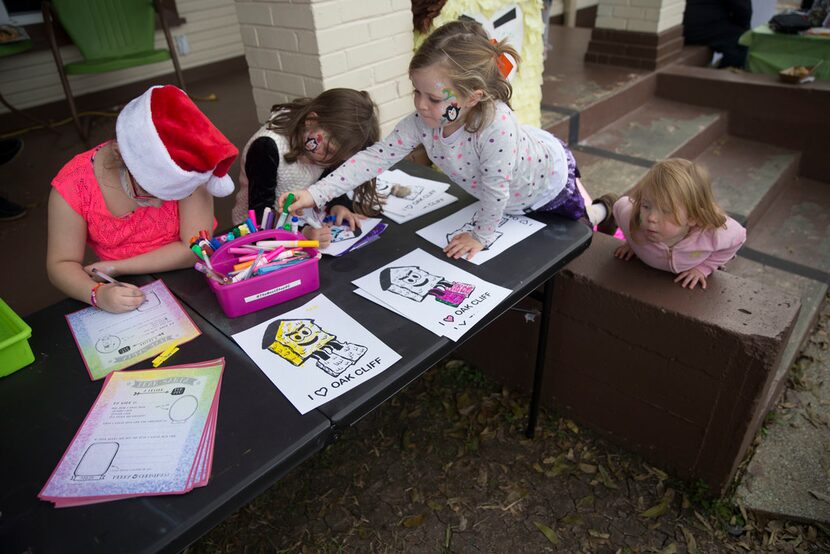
[51,143,180,261]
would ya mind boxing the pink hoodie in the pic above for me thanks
[614,196,747,277]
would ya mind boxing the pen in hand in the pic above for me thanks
[91,268,124,286]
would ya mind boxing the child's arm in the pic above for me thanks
[693,219,747,277]
[279,114,424,213]
[244,137,280,221]
[93,187,215,276]
[677,219,747,289]
[47,190,145,313]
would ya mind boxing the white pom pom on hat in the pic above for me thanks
[116,85,238,201]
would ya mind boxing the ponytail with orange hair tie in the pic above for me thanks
[490,38,516,80]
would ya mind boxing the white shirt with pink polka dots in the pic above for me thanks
[308,101,569,246]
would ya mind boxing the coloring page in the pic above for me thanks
[416,202,545,265]
[352,248,511,341]
[232,294,401,414]
[352,288,442,337]
[318,217,384,256]
[65,280,201,380]
[39,359,223,506]
[376,169,457,223]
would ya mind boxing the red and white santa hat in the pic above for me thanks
[116,85,238,200]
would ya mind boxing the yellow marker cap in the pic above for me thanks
[151,345,180,368]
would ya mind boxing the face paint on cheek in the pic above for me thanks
[304,133,323,153]
[442,102,461,123]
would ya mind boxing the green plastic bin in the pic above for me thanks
[0,298,34,377]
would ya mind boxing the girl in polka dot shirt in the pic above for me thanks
[279,19,614,260]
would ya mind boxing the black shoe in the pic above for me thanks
[0,138,23,166]
[0,196,26,221]
[594,193,619,235]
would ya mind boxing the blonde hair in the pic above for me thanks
[409,19,520,133]
[629,158,727,237]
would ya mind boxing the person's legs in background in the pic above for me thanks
[0,138,26,221]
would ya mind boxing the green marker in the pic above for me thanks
[276,192,295,230]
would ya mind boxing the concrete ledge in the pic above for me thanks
[458,234,800,494]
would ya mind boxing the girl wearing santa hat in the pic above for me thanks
[46,85,238,313]
[231,88,381,248]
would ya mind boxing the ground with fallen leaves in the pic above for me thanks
[191,304,830,553]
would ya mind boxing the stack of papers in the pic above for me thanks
[39,359,225,508]
[352,248,511,341]
[66,280,201,380]
[319,217,386,256]
[416,202,546,265]
[376,169,457,224]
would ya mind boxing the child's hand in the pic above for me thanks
[614,242,636,261]
[303,224,332,248]
[95,283,145,313]
[675,267,707,290]
[330,205,365,231]
[444,232,484,261]
[277,190,314,216]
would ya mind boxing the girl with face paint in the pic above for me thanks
[278,20,618,261]
[232,89,382,248]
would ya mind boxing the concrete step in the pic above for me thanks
[728,176,830,524]
[724,257,827,414]
[580,97,725,162]
[694,136,800,230]
[734,297,830,527]
[571,149,649,200]
[541,25,655,142]
[572,99,725,200]
[742,177,830,279]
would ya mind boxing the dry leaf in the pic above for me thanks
[401,513,426,528]
[533,521,560,545]
[640,496,670,519]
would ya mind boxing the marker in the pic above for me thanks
[152,344,180,367]
[247,210,257,229]
[261,207,272,230]
[195,262,230,284]
[305,208,323,229]
[90,268,123,286]
[256,240,319,248]
[276,192,295,230]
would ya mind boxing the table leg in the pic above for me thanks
[526,278,554,438]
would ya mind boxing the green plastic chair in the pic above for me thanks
[42,0,186,141]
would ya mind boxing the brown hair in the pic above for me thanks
[266,88,382,215]
[629,158,727,238]
[409,19,520,133]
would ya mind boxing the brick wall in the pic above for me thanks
[595,0,685,34]
[235,0,414,135]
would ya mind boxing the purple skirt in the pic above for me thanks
[535,141,587,220]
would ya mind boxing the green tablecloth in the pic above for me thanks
[739,24,830,80]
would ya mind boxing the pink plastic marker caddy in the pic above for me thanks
[206,230,320,318]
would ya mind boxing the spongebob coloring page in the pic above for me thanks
[232,295,401,414]
[352,248,511,341]
[416,202,546,265]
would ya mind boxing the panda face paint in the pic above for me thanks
[303,123,337,164]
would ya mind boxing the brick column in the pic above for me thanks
[234,0,414,135]
[585,0,685,69]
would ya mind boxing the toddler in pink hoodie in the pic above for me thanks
[613,158,746,290]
